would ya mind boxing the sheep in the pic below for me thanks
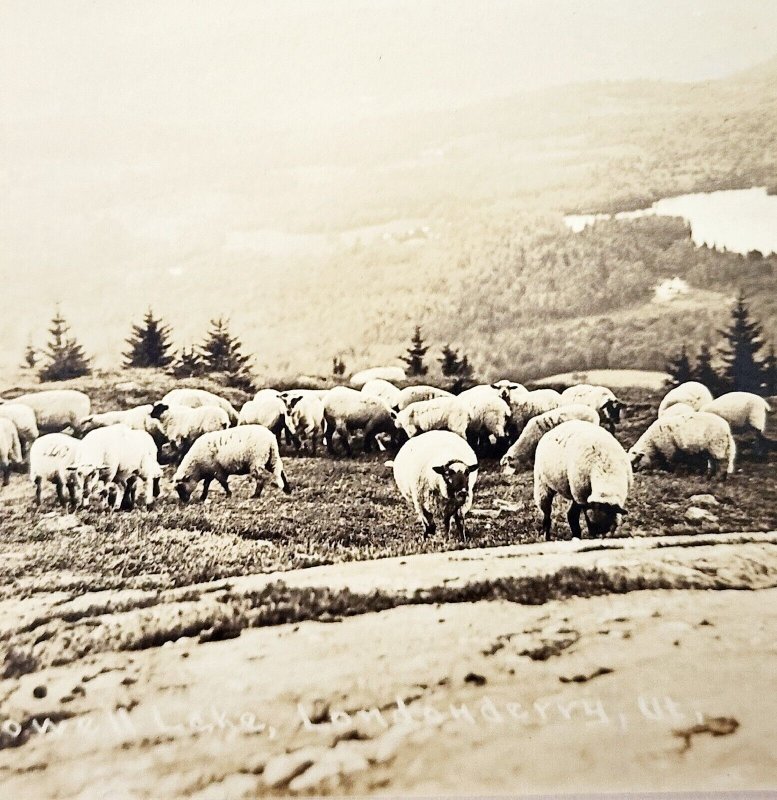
[66,425,161,510]
[658,402,697,418]
[78,404,153,435]
[322,386,401,456]
[396,385,453,411]
[456,387,511,451]
[350,366,406,388]
[361,378,402,409]
[10,390,90,434]
[172,424,291,503]
[490,380,529,403]
[396,397,471,440]
[501,404,600,474]
[0,419,23,487]
[503,389,563,439]
[391,430,478,540]
[0,403,39,457]
[160,388,239,425]
[239,394,297,445]
[628,412,736,479]
[700,392,772,457]
[560,384,624,433]
[534,420,632,540]
[658,381,714,415]
[29,433,82,506]
[284,392,325,454]
[148,403,230,461]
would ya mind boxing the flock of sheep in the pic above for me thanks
[0,376,771,541]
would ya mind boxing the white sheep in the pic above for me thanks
[0,403,39,457]
[391,430,478,539]
[700,392,772,457]
[658,381,714,415]
[148,402,230,460]
[10,390,91,434]
[504,389,563,439]
[396,385,453,411]
[456,387,512,449]
[29,433,82,506]
[501,404,600,473]
[490,380,529,404]
[560,384,624,432]
[239,395,297,443]
[78,404,153,435]
[628,412,735,478]
[161,388,239,425]
[361,378,402,409]
[284,392,325,454]
[350,366,406,388]
[322,387,400,455]
[658,402,697,418]
[173,424,291,503]
[396,397,471,440]
[0,418,23,487]
[534,420,632,539]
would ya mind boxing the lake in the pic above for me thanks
[564,187,777,256]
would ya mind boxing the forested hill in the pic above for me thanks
[2,56,776,381]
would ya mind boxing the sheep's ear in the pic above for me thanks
[150,403,168,419]
[389,410,398,421]
[465,463,478,475]
[614,505,628,516]
[287,396,302,409]
[431,465,447,475]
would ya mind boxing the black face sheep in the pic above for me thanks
[78,405,153,436]
[658,381,714,415]
[148,403,230,461]
[284,392,325,454]
[700,392,772,458]
[173,425,291,503]
[391,430,478,540]
[560,384,624,433]
[10,390,91,435]
[160,388,239,426]
[533,420,632,540]
[29,433,82,507]
[322,387,402,456]
[238,393,298,446]
[503,389,563,441]
[455,386,512,452]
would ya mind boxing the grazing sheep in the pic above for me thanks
[29,433,82,506]
[350,366,406,388]
[700,392,772,457]
[658,402,697,418]
[285,392,325,453]
[323,387,401,455]
[239,394,297,444]
[161,388,239,425]
[0,403,39,457]
[396,397,471,440]
[503,389,563,439]
[396,385,453,411]
[658,381,714,415]
[628,412,736,478]
[560,384,624,433]
[0,419,23,486]
[501,404,599,473]
[361,378,402,409]
[456,387,512,450]
[79,404,153,435]
[534,420,632,539]
[173,424,291,503]
[10,390,91,434]
[148,403,230,460]
[391,430,478,540]
[490,380,529,406]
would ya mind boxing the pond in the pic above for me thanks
[564,187,777,256]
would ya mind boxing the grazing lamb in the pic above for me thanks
[239,394,297,444]
[700,392,772,457]
[148,403,230,460]
[161,388,239,425]
[29,433,82,506]
[534,420,632,540]
[503,389,563,439]
[396,385,453,411]
[0,419,23,486]
[350,366,406,388]
[361,378,402,409]
[0,403,39,457]
[173,425,291,503]
[285,392,325,453]
[628,412,735,478]
[396,397,471,440]
[658,402,697,418]
[323,387,401,455]
[501,404,599,473]
[391,430,478,540]
[658,381,714,415]
[10,390,91,434]
[560,384,624,433]
[78,404,153,435]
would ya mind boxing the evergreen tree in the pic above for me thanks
[762,344,777,396]
[123,308,174,368]
[438,344,474,379]
[168,346,205,379]
[400,326,429,377]
[198,317,251,373]
[717,291,765,393]
[691,342,720,393]
[332,356,346,377]
[665,345,692,387]
[38,309,91,382]
[21,340,39,370]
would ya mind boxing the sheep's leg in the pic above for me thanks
[309,430,317,455]
[706,454,717,480]
[338,426,353,457]
[200,477,213,501]
[449,509,467,541]
[34,475,43,505]
[567,502,583,539]
[537,489,555,539]
[215,472,231,497]
[421,509,436,535]
[324,418,337,455]
[252,477,265,499]
[2,465,9,486]
[754,430,768,460]
[152,476,161,498]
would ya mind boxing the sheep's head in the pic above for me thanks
[601,398,625,425]
[432,460,478,506]
[583,501,627,537]
[500,450,530,475]
[174,475,196,504]
[629,449,649,472]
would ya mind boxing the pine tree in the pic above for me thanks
[21,340,39,370]
[762,344,777,396]
[168,346,205,379]
[665,345,692,387]
[198,317,253,390]
[691,342,720,394]
[718,291,765,393]
[123,308,175,368]
[400,326,429,377]
[38,309,91,382]
[439,344,461,377]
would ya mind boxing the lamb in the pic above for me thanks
[396,397,471,440]
[0,418,23,486]
[78,404,153,435]
[361,378,402,409]
[628,412,736,478]
[503,389,563,439]
[534,420,632,539]
[560,384,624,433]
[10,390,91,434]
[160,388,239,425]
[29,433,82,506]
[148,402,230,459]
[396,385,453,411]
[391,430,478,540]
[658,402,697,418]
[501,404,599,473]
[700,392,772,457]
[173,424,291,503]
[658,381,714,416]
[455,387,512,450]
[0,403,39,457]
[239,394,297,444]
[285,392,325,453]
[322,386,401,455]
